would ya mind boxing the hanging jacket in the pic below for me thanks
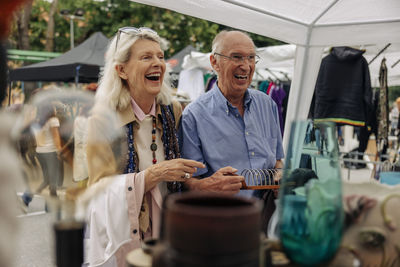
[313,47,373,127]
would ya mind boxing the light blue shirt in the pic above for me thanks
[180,83,284,196]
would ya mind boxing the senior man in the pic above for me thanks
[180,30,284,201]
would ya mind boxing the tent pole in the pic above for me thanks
[265,68,281,82]
[392,59,400,69]
[282,45,324,152]
[283,0,338,150]
[314,18,400,28]
[368,43,391,65]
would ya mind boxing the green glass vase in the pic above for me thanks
[279,120,344,266]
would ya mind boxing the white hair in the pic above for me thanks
[95,28,173,111]
[211,30,255,54]
[211,30,229,54]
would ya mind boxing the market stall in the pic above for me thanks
[117,1,400,266]
[9,32,108,83]
[129,0,400,151]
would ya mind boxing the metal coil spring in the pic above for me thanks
[240,168,281,189]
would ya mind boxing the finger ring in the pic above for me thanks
[184,173,190,179]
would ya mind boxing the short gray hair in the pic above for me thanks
[211,30,228,54]
[211,30,255,54]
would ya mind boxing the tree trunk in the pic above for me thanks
[16,0,33,51]
[15,0,36,104]
[45,0,58,52]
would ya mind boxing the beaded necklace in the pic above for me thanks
[150,116,157,164]
[124,104,183,192]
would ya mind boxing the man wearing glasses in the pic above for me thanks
[180,30,284,201]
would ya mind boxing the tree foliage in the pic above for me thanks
[389,86,400,103]
[9,0,284,57]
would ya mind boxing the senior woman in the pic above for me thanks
[83,27,204,267]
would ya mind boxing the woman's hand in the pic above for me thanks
[144,159,205,192]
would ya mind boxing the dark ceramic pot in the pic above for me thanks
[152,192,262,267]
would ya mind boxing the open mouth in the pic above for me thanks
[234,74,248,80]
[145,73,161,81]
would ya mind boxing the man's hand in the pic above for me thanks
[273,160,283,197]
[186,166,244,195]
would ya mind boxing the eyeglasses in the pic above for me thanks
[214,53,260,64]
[114,26,158,52]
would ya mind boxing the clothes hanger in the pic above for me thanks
[348,45,366,52]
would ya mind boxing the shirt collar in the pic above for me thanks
[130,97,156,122]
[213,81,252,115]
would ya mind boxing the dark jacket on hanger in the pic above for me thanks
[313,46,373,127]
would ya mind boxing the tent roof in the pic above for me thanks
[131,0,400,47]
[10,32,109,82]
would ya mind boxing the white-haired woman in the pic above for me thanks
[84,27,204,267]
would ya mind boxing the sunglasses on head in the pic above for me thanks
[114,26,158,52]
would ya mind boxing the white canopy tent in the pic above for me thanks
[131,0,400,149]
[182,43,400,87]
[181,44,296,81]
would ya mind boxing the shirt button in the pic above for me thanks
[133,229,138,234]
[251,152,255,156]
[246,132,249,135]
[141,205,145,212]
[236,114,239,117]
[128,186,132,191]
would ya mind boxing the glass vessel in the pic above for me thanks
[279,120,344,266]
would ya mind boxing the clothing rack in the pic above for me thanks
[368,43,391,65]
[339,151,393,180]
[391,58,400,69]
[256,68,291,84]
[264,68,282,82]
[279,71,291,82]
[266,68,291,82]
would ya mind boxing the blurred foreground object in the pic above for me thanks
[328,181,400,267]
[54,220,84,267]
[1,2,29,263]
[151,192,262,267]
[15,89,124,266]
[0,0,27,38]
[0,0,28,103]
[279,120,344,265]
[0,112,25,267]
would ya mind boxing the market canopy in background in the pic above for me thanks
[9,32,109,83]
[167,45,197,73]
[181,44,296,82]
[131,0,400,149]
[182,43,400,87]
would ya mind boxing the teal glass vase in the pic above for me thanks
[279,120,344,266]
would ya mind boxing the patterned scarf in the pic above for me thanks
[124,104,183,193]
[377,58,389,150]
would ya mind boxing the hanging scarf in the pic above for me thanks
[124,104,183,193]
[377,58,389,152]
